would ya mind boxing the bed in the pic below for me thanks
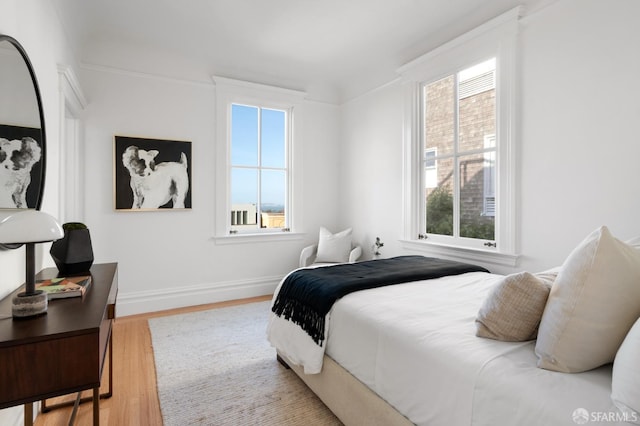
[267,227,640,426]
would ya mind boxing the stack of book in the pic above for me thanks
[35,275,92,299]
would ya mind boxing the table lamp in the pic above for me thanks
[0,210,64,318]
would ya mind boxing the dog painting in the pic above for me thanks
[114,136,192,210]
[0,124,43,209]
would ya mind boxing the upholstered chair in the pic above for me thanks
[299,227,362,268]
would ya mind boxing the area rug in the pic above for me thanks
[148,301,342,425]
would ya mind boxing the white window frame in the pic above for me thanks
[398,7,520,266]
[483,134,496,217]
[424,147,438,189]
[229,103,289,233]
[213,76,306,243]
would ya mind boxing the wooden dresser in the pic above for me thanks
[0,262,118,426]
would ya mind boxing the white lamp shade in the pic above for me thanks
[0,210,64,244]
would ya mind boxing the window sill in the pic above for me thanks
[399,239,519,268]
[214,232,305,245]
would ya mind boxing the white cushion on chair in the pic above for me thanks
[315,227,353,263]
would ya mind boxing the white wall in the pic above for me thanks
[339,81,405,260]
[0,1,76,423]
[0,2,65,296]
[0,7,339,423]
[340,0,640,274]
[0,0,637,422]
[80,66,341,315]
[0,0,342,322]
[3,0,638,319]
[517,0,640,269]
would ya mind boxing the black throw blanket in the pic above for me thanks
[271,255,489,345]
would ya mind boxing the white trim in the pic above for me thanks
[58,64,87,223]
[397,7,522,78]
[214,232,304,245]
[57,64,87,113]
[401,80,422,240]
[212,75,306,102]
[400,8,520,255]
[400,239,519,267]
[81,62,215,89]
[0,406,23,426]
[116,275,282,317]
[341,77,402,106]
[496,28,519,255]
[228,104,290,234]
[518,0,561,23]
[213,77,305,238]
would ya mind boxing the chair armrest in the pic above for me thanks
[300,244,318,268]
[349,246,362,263]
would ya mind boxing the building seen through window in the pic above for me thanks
[423,57,496,241]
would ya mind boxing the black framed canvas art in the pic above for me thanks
[0,124,43,209]
[114,136,192,210]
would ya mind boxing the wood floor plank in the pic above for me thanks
[33,295,272,426]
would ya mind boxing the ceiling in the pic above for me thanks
[52,0,549,103]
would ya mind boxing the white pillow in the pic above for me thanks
[625,236,640,250]
[535,226,640,373]
[533,266,561,286]
[612,317,640,424]
[315,227,352,263]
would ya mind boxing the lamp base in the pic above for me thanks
[12,290,48,318]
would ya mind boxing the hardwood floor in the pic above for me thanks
[34,295,272,426]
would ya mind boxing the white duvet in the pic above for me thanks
[267,271,625,426]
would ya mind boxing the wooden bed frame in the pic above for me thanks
[278,353,413,426]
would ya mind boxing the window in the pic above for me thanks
[213,76,305,240]
[399,8,519,262]
[423,58,496,241]
[230,104,288,232]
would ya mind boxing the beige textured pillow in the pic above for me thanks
[476,272,551,341]
[535,226,640,373]
[612,317,640,424]
[315,227,352,263]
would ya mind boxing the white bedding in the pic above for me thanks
[267,270,626,425]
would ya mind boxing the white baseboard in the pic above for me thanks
[116,275,283,317]
[0,405,23,426]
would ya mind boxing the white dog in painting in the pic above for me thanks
[122,145,189,209]
[0,137,41,208]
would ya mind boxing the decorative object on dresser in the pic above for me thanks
[0,210,64,318]
[35,275,92,299]
[50,222,94,275]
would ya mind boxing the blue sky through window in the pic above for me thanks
[231,104,286,210]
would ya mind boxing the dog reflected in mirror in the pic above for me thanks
[0,137,41,208]
[122,145,189,209]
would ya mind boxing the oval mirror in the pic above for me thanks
[0,34,46,249]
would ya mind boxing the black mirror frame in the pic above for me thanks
[0,34,47,249]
